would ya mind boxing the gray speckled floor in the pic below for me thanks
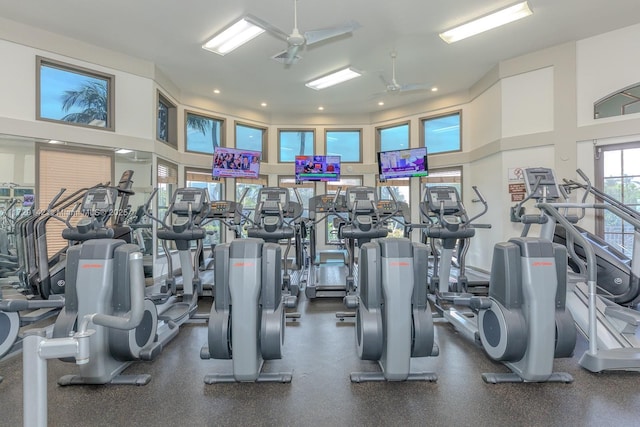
[2,297,640,427]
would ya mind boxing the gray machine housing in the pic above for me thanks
[351,237,438,382]
[50,184,159,385]
[201,238,291,383]
[473,237,576,383]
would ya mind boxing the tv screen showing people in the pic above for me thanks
[294,155,341,182]
[212,147,261,179]
[377,147,428,180]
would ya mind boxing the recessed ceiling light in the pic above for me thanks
[305,67,362,90]
[115,148,133,154]
[213,89,221,94]
[202,17,265,55]
[439,1,533,44]
[260,102,267,107]
[431,87,438,92]
[48,139,62,144]
[318,106,324,111]
[378,101,384,106]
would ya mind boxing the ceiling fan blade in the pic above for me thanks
[271,48,302,65]
[304,20,360,46]
[379,73,391,87]
[244,14,289,42]
[284,45,302,64]
[399,83,432,92]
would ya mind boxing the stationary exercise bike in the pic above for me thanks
[341,187,439,382]
[424,185,576,383]
[201,236,292,383]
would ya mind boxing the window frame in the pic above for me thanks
[235,121,268,162]
[594,141,640,257]
[184,110,226,155]
[325,128,363,163]
[420,166,463,199]
[156,158,179,254]
[420,110,462,155]
[375,121,410,154]
[36,56,115,131]
[594,82,640,119]
[157,91,177,148]
[278,129,316,163]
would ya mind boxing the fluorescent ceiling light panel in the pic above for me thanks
[439,1,533,44]
[202,17,265,55]
[306,68,362,90]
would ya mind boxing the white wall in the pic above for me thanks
[468,83,501,150]
[502,67,554,138]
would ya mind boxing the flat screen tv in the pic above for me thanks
[212,147,261,179]
[377,147,428,180]
[295,155,341,182]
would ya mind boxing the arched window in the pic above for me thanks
[594,83,640,119]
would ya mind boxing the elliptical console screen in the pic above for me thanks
[347,188,375,210]
[523,168,561,200]
[173,189,206,214]
[427,186,460,212]
[82,188,116,214]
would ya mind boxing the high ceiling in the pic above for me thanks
[1,0,639,117]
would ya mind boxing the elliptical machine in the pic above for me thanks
[245,187,304,309]
[423,185,576,383]
[1,173,135,362]
[340,187,439,382]
[51,185,158,385]
[200,187,293,383]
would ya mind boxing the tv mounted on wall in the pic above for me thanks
[294,155,341,183]
[212,147,261,179]
[377,147,428,180]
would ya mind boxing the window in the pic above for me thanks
[186,168,223,247]
[326,129,362,162]
[235,176,268,238]
[377,122,409,153]
[421,167,463,195]
[36,56,115,131]
[157,91,177,147]
[236,122,267,161]
[157,159,178,253]
[596,143,640,257]
[421,111,461,154]
[185,111,225,154]
[595,83,640,119]
[326,176,363,244]
[279,129,314,162]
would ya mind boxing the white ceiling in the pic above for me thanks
[1,0,639,117]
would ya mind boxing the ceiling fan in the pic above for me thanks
[380,52,432,93]
[246,0,360,65]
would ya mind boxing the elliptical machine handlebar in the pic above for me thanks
[376,186,401,226]
[235,187,258,229]
[467,186,489,225]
